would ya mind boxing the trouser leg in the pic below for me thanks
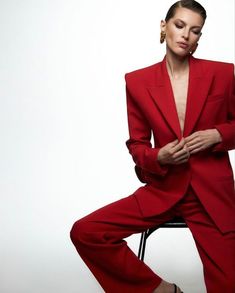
[179,187,235,293]
[70,194,176,293]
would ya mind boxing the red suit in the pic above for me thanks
[71,56,235,293]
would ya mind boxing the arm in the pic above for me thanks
[185,64,235,153]
[125,81,168,176]
[213,64,235,152]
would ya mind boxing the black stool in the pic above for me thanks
[138,216,187,261]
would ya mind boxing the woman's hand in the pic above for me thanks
[185,129,222,154]
[157,129,222,165]
[158,138,190,165]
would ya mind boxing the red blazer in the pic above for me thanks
[125,55,235,233]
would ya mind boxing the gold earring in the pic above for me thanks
[160,31,166,44]
[190,43,198,55]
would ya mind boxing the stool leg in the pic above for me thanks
[138,232,145,259]
[138,230,148,261]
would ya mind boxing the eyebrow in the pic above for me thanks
[175,19,202,29]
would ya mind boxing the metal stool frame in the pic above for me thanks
[138,216,187,261]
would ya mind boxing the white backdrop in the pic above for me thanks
[0,0,234,292]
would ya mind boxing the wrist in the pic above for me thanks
[157,149,164,164]
[213,129,222,143]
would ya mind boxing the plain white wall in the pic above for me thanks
[0,0,234,292]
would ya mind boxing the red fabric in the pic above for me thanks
[71,186,235,293]
[125,55,235,233]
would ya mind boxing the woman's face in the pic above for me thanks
[161,7,204,57]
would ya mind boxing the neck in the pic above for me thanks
[165,49,190,79]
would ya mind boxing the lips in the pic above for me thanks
[177,42,189,49]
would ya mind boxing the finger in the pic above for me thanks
[174,152,189,162]
[185,136,202,147]
[190,146,207,154]
[172,138,185,153]
[175,158,189,165]
[185,132,200,143]
[184,133,196,142]
[173,150,187,159]
[188,141,210,152]
[186,135,205,148]
[173,144,189,159]
[186,139,198,147]
[190,148,202,154]
[174,147,190,160]
[176,150,190,162]
[187,142,202,152]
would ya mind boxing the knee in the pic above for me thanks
[70,218,89,247]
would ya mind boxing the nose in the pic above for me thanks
[182,28,190,40]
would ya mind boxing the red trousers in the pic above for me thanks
[70,186,235,293]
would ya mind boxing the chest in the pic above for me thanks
[170,76,189,130]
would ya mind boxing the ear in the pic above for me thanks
[160,20,166,32]
[190,43,198,55]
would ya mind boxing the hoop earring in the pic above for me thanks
[160,31,166,44]
[190,43,198,55]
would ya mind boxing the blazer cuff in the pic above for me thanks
[144,147,169,176]
[212,124,235,152]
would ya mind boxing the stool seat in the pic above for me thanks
[138,216,187,261]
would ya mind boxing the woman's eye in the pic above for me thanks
[175,24,183,29]
[192,31,200,35]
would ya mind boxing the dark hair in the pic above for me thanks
[165,0,207,23]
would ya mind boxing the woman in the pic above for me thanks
[70,0,235,292]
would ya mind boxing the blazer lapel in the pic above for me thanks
[147,56,213,139]
[147,56,182,139]
[183,56,213,136]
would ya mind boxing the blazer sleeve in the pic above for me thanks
[213,63,235,152]
[125,74,168,176]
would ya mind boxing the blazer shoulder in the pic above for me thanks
[196,58,234,75]
[124,61,161,85]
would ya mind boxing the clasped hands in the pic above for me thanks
[158,129,222,165]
